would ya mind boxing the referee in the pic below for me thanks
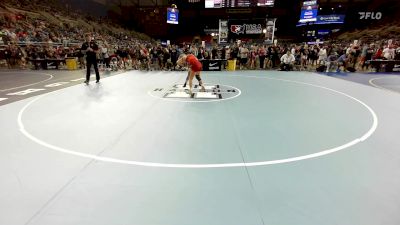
[81,34,100,84]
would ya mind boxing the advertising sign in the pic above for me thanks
[300,9,318,22]
[228,19,266,41]
[167,8,179,24]
[230,23,263,35]
[297,14,344,26]
[265,18,276,43]
[299,0,318,23]
[317,29,330,36]
[299,7,318,22]
[218,19,228,44]
[316,15,345,24]
[201,60,223,71]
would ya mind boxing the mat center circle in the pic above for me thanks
[18,73,378,168]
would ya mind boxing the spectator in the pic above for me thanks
[383,46,395,60]
[317,46,327,66]
[170,45,178,70]
[163,48,172,70]
[337,53,349,72]
[362,44,375,71]
[326,52,339,72]
[211,46,218,59]
[100,43,110,70]
[258,45,266,69]
[249,46,257,70]
[280,51,295,71]
[239,45,249,70]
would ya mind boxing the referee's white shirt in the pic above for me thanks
[280,53,295,64]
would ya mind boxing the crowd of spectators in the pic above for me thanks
[1,1,399,73]
[2,37,399,72]
[0,0,152,69]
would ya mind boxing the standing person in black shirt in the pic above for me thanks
[211,46,218,59]
[163,48,171,70]
[221,46,226,60]
[81,34,100,84]
[156,46,163,70]
[170,45,178,70]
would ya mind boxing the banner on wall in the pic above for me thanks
[316,15,345,24]
[299,6,318,22]
[218,19,228,44]
[167,8,179,24]
[299,0,318,23]
[297,14,345,26]
[228,19,265,40]
[265,18,276,43]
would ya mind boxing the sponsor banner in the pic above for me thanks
[201,59,223,71]
[299,0,318,23]
[265,18,276,43]
[167,8,179,24]
[317,29,330,36]
[218,19,228,44]
[230,23,263,35]
[297,14,345,25]
[228,19,265,39]
[316,14,345,24]
[300,8,318,22]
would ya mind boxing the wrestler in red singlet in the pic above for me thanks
[186,54,202,72]
[177,53,206,94]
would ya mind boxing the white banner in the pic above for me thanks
[218,19,228,44]
[265,18,276,43]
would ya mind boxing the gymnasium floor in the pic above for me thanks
[1,70,400,225]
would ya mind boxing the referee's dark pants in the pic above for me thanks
[86,59,100,81]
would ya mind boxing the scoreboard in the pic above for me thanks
[205,0,274,8]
